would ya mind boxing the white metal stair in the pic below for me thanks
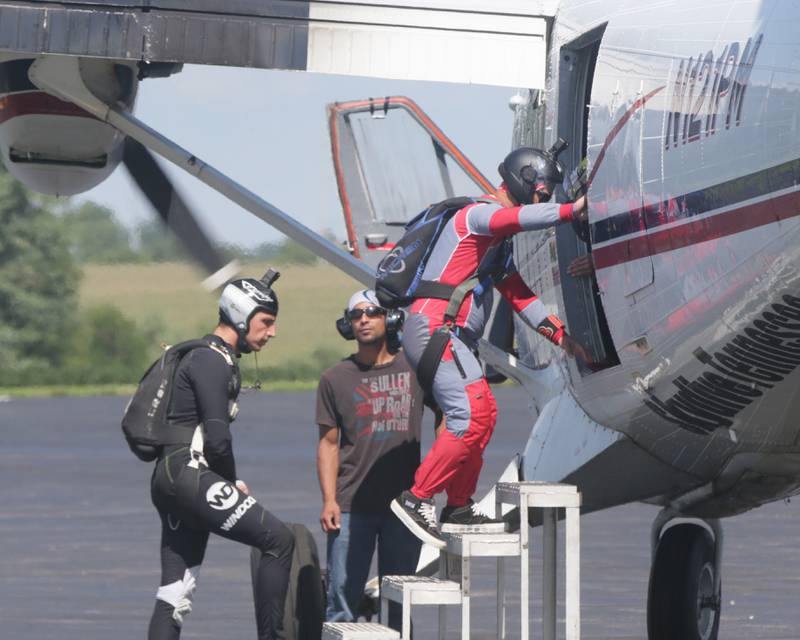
[325,481,582,640]
[440,531,521,640]
[381,575,462,639]
[322,622,400,639]
[495,481,581,640]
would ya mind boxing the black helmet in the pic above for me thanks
[219,270,279,353]
[498,146,565,205]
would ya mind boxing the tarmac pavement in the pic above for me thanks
[1,387,799,639]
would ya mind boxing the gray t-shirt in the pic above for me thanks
[316,352,426,513]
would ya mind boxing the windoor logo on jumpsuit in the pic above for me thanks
[206,481,239,511]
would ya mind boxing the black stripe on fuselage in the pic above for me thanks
[591,157,800,245]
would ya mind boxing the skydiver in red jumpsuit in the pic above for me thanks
[391,147,589,548]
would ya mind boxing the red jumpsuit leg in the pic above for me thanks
[444,378,497,506]
[411,377,496,506]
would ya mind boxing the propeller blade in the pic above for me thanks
[122,137,238,289]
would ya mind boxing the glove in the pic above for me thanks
[563,157,588,202]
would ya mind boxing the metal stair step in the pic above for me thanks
[381,575,463,605]
[444,531,521,557]
[322,622,400,639]
[496,480,581,508]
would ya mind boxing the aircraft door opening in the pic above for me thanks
[327,96,493,271]
[555,24,621,372]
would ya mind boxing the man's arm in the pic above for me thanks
[465,200,581,237]
[189,349,237,482]
[317,425,341,532]
[496,271,564,345]
[496,271,590,362]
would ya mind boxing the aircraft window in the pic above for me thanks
[347,108,484,225]
[328,96,492,267]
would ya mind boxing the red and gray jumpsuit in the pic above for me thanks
[401,193,577,506]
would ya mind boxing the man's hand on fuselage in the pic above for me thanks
[558,333,592,364]
[572,195,588,222]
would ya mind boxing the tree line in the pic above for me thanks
[0,164,321,388]
[61,200,319,266]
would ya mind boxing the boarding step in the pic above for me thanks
[444,531,521,558]
[381,575,462,606]
[436,532,522,640]
[322,622,400,640]
[322,622,400,639]
[495,481,582,640]
[381,575,462,640]
[495,480,581,508]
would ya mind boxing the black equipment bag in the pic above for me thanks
[121,339,214,461]
[252,523,324,640]
[375,197,476,309]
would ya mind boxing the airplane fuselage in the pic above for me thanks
[516,0,800,517]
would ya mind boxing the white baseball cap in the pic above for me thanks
[347,289,380,312]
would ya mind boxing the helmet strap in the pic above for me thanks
[244,351,262,391]
[237,335,252,354]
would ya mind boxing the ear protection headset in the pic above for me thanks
[336,307,405,353]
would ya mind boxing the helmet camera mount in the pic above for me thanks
[260,267,280,288]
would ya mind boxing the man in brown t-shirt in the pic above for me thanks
[316,289,440,631]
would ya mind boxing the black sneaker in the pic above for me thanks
[440,500,506,533]
[391,490,446,549]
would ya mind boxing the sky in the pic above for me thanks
[74,65,517,248]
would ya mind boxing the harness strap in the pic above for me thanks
[417,238,514,324]
[444,275,481,322]
[414,280,456,300]
[416,326,452,396]
[162,342,237,447]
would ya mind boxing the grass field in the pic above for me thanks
[79,261,363,383]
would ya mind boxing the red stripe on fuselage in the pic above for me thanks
[593,190,800,269]
[0,91,93,125]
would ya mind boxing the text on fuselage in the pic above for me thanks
[665,33,763,149]
[645,293,800,435]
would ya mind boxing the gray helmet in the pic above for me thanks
[219,274,279,352]
[498,146,565,205]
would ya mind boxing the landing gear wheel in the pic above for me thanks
[252,523,325,640]
[647,523,721,640]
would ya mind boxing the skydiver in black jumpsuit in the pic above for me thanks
[148,277,294,640]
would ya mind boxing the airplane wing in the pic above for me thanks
[0,1,556,88]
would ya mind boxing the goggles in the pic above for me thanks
[347,305,387,320]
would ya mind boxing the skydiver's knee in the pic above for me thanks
[274,522,295,557]
[155,566,200,626]
[256,521,294,559]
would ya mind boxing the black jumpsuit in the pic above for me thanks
[148,334,294,640]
